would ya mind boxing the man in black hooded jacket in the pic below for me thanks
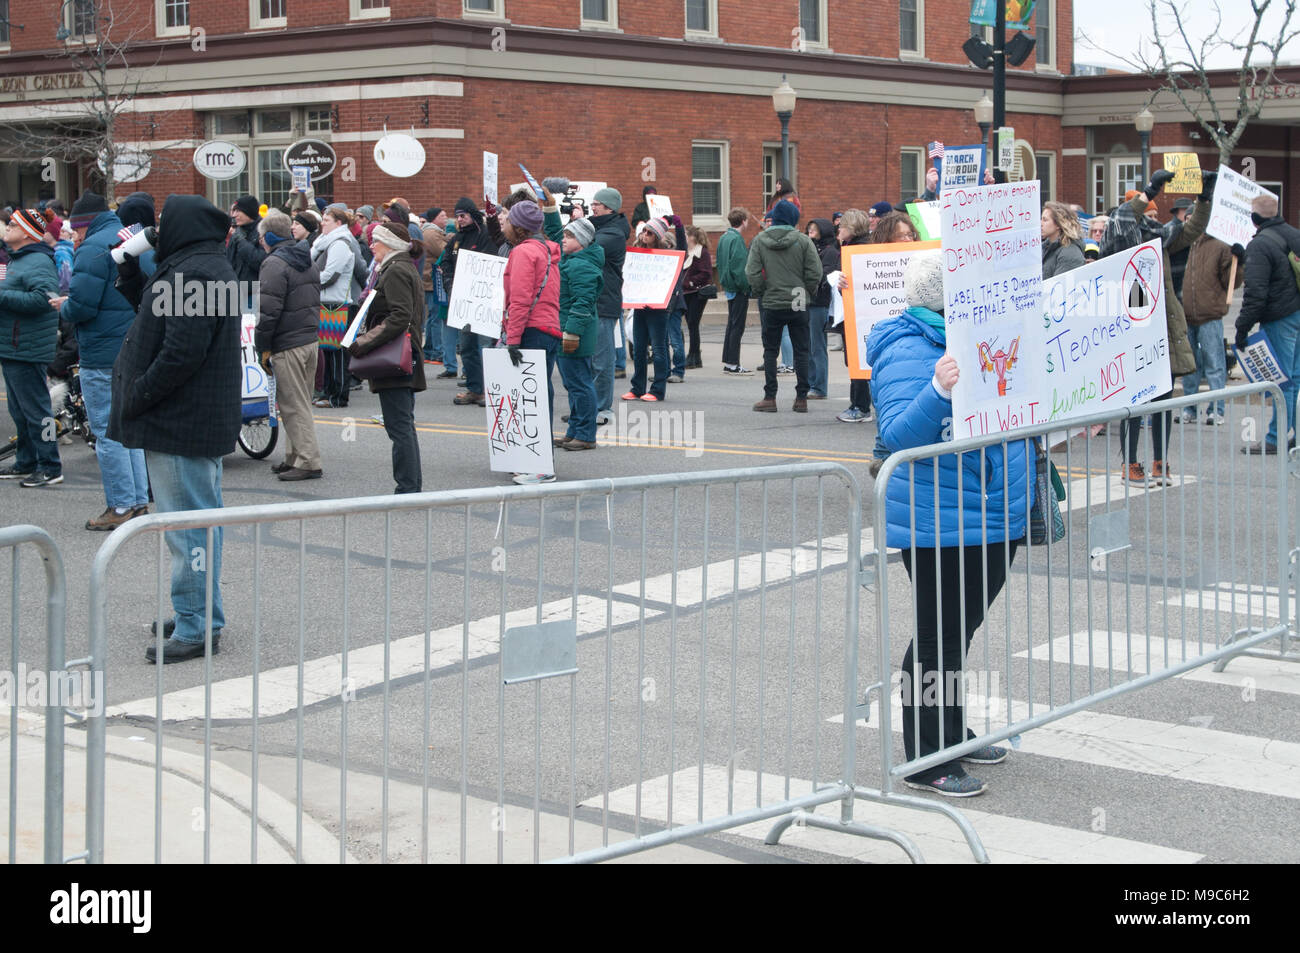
[441,197,498,405]
[110,195,242,664]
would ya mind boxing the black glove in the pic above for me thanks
[507,346,523,367]
[1144,169,1176,200]
[1198,170,1218,201]
[1235,330,1250,351]
[1231,243,1246,262]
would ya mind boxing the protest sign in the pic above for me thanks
[240,313,269,400]
[1162,152,1202,194]
[483,348,555,475]
[941,180,1045,437]
[646,194,674,219]
[1236,330,1290,384]
[340,289,378,349]
[828,271,845,326]
[906,201,941,240]
[622,248,686,308]
[290,165,310,192]
[517,162,544,200]
[1206,165,1277,247]
[841,240,941,380]
[939,144,987,191]
[1038,239,1171,427]
[483,151,498,205]
[445,250,507,338]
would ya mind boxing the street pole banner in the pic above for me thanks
[646,194,674,219]
[941,180,1046,438]
[621,248,686,308]
[938,144,988,191]
[483,151,498,205]
[1206,165,1277,246]
[1236,330,1290,384]
[483,348,556,475]
[841,240,941,380]
[1039,238,1171,426]
[1162,152,1202,194]
[445,250,507,338]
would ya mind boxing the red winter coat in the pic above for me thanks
[503,236,562,345]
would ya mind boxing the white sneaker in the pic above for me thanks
[512,473,557,485]
[370,413,384,425]
[1205,412,1226,426]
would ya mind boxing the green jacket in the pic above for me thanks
[542,206,605,358]
[0,242,60,364]
[716,227,750,295]
[744,226,821,311]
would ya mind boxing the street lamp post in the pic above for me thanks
[1135,107,1154,184]
[974,92,994,169]
[772,75,797,184]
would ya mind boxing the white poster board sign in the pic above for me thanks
[621,248,686,309]
[483,151,498,205]
[340,290,378,349]
[942,181,1046,437]
[290,166,310,192]
[1206,165,1276,247]
[1038,239,1172,425]
[1236,330,1290,384]
[646,194,674,219]
[240,313,269,400]
[939,144,987,191]
[445,250,507,338]
[841,241,940,380]
[483,348,556,475]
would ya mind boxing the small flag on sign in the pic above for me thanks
[928,141,945,160]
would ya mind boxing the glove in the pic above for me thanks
[1144,169,1176,200]
[1235,331,1249,351]
[259,350,273,374]
[508,346,523,367]
[484,196,498,217]
[1231,243,1246,262]
[1198,169,1218,201]
[669,214,682,228]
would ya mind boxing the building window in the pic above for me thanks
[686,0,717,37]
[900,0,923,56]
[156,0,189,35]
[582,0,616,27]
[464,0,503,16]
[306,109,332,133]
[213,167,251,217]
[1036,0,1054,69]
[1091,159,1105,214]
[1035,151,1055,202]
[901,148,923,203]
[799,0,827,48]
[970,20,991,43]
[351,0,390,18]
[0,0,10,46]
[205,107,329,209]
[762,145,799,207]
[258,110,292,134]
[251,0,286,28]
[65,0,98,40]
[257,149,291,211]
[691,141,728,224]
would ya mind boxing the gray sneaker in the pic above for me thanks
[837,407,868,423]
[960,744,1009,765]
[903,773,987,797]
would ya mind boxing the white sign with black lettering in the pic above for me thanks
[445,249,507,338]
[484,348,556,474]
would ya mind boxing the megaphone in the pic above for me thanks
[111,225,157,264]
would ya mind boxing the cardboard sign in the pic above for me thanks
[621,248,686,309]
[906,201,941,241]
[1038,239,1172,425]
[938,144,988,192]
[646,194,674,219]
[483,151,498,205]
[1236,330,1290,384]
[1206,165,1277,247]
[841,241,941,380]
[1163,153,1202,194]
[483,348,556,475]
[941,180,1045,438]
[445,250,507,338]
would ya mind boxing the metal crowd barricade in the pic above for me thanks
[83,463,940,864]
[864,383,1293,859]
[1,525,71,864]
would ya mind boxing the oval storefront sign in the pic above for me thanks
[373,133,426,178]
[193,140,247,181]
[282,138,337,181]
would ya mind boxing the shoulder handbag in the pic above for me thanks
[696,283,718,300]
[1028,440,1066,545]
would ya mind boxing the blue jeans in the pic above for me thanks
[667,307,686,377]
[440,309,458,373]
[1181,320,1226,416]
[1,359,60,475]
[558,354,597,442]
[519,328,561,460]
[145,451,225,643]
[631,309,669,400]
[79,366,149,509]
[594,316,617,413]
[808,306,829,396]
[614,312,627,372]
[459,328,494,394]
[422,292,444,361]
[1262,309,1300,446]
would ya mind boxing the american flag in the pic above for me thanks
[928,141,945,160]
[116,223,142,243]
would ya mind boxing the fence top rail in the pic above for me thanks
[0,524,62,554]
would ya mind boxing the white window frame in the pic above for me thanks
[1035,0,1056,72]
[690,139,729,229]
[1035,151,1055,201]
[899,0,924,59]
[684,0,718,40]
[797,0,828,50]
[155,0,190,38]
[900,147,924,203]
[580,0,618,30]
[462,0,505,20]
[250,0,287,30]
[62,0,98,45]
[350,0,391,21]
[762,143,800,206]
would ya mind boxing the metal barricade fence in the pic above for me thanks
[83,462,944,864]
[1,525,72,864]
[865,383,1295,859]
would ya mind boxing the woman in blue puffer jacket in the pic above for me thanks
[865,249,1032,800]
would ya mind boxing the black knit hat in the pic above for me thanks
[233,194,260,220]
[454,197,478,215]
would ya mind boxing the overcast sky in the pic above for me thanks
[1073,0,1300,71]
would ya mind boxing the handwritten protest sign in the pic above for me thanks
[941,180,1045,437]
[622,248,686,308]
[647,194,674,219]
[483,348,555,474]
[483,151,498,205]
[1038,239,1171,426]
[841,240,941,380]
[1207,165,1277,247]
[906,201,941,240]
[939,144,987,191]
[240,313,269,400]
[340,289,377,348]
[1236,330,1290,384]
[445,250,507,338]
[517,162,544,200]
[1162,152,1201,194]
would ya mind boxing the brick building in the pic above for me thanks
[0,0,1296,234]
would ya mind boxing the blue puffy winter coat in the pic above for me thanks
[60,211,138,369]
[866,306,1032,549]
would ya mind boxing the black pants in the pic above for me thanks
[320,346,352,407]
[1120,389,1173,464]
[721,293,749,366]
[683,291,707,365]
[378,387,421,494]
[899,540,1018,783]
[850,379,872,413]
[760,308,810,399]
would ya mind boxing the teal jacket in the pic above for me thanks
[61,211,138,369]
[744,225,821,311]
[716,226,750,296]
[0,242,60,364]
[543,207,605,358]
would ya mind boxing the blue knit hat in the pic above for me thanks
[770,199,799,228]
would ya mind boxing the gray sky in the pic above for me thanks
[1073,0,1300,71]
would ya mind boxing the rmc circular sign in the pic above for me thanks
[193,140,247,181]
[282,138,337,181]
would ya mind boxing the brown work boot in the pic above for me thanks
[752,398,778,412]
[792,398,808,413]
[454,391,485,406]
[562,439,598,450]
[1125,462,1148,485]
[1149,460,1173,486]
[85,507,135,531]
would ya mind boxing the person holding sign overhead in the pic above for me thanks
[441,198,499,407]
[623,215,687,403]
